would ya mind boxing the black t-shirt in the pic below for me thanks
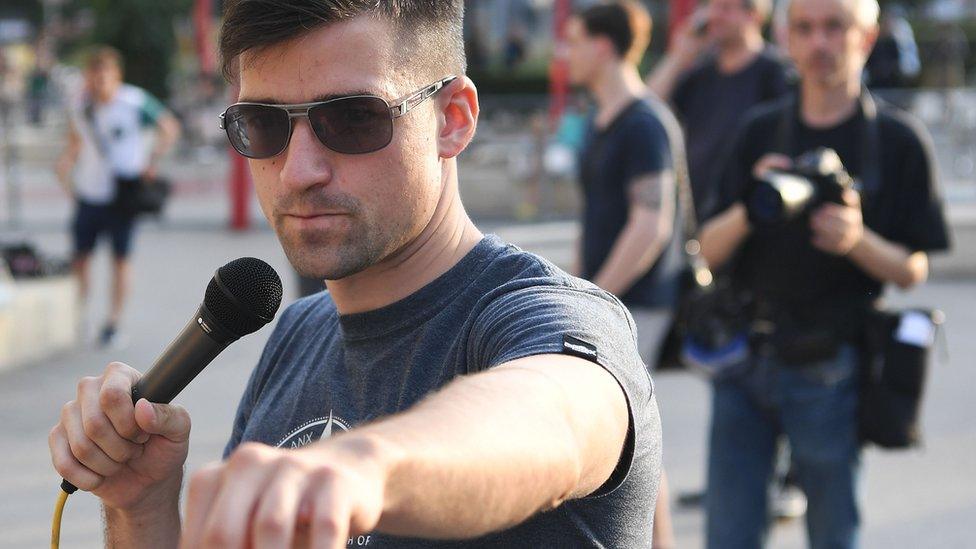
[866,35,901,88]
[711,95,951,328]
[673,48,790,218]
[579,99,683,309]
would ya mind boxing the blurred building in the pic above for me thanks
[466,0,667,72]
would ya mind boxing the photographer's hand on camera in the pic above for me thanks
[700,154,794,269]
[751,153,793,180]
[810,188,864,256]
[49,362,189,537]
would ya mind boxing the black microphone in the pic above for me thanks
[61,257,283,494]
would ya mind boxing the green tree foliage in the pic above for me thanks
[87,0,190,101]
[0,0,43,27]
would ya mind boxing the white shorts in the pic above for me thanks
[629,307,673,370]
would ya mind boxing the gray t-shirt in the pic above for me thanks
[225,235,662,548]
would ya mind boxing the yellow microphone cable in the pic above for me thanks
[51,480,77,549]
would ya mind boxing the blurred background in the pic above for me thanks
[0,0,973,547]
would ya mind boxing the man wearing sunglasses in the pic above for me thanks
[49,1,663,547]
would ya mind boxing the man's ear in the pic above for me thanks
[862,24,880,58]
[437,76,479,159]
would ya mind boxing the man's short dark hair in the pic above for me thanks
[219,0,465,83]
[86,46,123,72]
[577,1,652,65]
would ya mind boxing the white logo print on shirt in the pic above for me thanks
[276,410,352,449]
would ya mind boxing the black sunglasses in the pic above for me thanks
[219,76,457,159]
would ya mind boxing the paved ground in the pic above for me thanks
[0,220,973,548]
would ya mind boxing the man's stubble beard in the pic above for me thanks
[279,223,377,281]
[277,205,423,281]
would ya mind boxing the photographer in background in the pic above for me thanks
[699,0,949,547]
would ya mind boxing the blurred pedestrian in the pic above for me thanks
[27,40,54,126]
[648,0,789,220]
[504,24,528,70]
[55,47,179,347]
[698,0,950,546]
[566,2,683,546]
[930,19,969,90]
[865,6,920,90]
[0,51,14,129]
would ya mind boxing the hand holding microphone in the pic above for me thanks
[48,258,282,523]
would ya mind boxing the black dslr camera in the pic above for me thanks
[747,148,855,226]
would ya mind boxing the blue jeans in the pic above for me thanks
[706,345,861,549]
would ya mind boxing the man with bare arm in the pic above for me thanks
[648,0,788,219]
[49,2,662,547]
[566,3,683,547]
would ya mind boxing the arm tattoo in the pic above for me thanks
[628,172,671,210]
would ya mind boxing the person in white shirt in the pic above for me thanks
[55,47,179,347]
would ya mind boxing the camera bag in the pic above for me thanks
[859,308,944,448]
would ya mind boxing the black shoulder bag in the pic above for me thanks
[84,101,172,217]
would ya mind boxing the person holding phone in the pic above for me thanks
[647,0,789,220]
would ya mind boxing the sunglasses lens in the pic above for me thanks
[223,105,290,159]
[309,96,393,155]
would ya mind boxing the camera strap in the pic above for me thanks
[83,99,112,161]
[643,94,713,289]
[773,89,882,209]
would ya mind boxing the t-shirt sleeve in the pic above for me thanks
[469,283,657,497]
[622,114,672,185]
[139,90,167,127]
[887,125,951,252]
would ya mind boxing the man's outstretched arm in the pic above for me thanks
[180,354,631,548]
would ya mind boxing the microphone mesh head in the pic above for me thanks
[204,258,283,337]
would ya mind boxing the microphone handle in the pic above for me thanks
[62,306,232,494]
[131,308,231,404]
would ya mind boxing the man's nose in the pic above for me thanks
[278,118,334,192]
[810,27,832,49]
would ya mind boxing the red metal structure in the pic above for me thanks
[229,151,252,231]
[195,0,251,231]
[548,0,572,126]
[193,0,216,74]
[227,78,252,232]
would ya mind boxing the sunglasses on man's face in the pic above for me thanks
[219,76,457,159]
